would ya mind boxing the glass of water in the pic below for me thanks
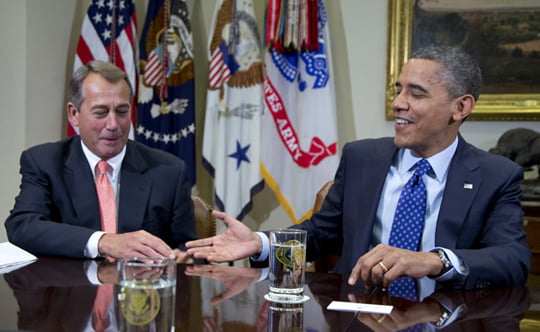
[267,229,308,303]
[116,257,176,332]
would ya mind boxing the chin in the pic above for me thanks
[393,136,407,148]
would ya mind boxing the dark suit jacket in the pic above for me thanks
[295,135,530,289]
[5,136,198,258]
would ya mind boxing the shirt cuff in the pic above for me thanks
[84,260,102,285]
[252,232,269,262]
[85,231,106,259]
[430,247,469,281]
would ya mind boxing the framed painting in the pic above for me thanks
[385,0,540,121]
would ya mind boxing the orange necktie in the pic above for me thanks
[93,160,116,331]
[96,160,117,233]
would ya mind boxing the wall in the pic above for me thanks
[1,0,538,243]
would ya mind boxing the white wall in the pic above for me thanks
[1,0,539,242]
[1,1,28,244]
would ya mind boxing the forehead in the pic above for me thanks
[397,59,445,88]
[82,72,130,95]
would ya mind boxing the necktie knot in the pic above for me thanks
[413,159,431,178]
[97,160,109,176]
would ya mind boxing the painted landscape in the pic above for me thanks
[412,1,540,94]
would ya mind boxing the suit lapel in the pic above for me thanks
[351,140,397,256]
[436,135,481,248]
[64,137,102,229]
[117,142,151,232]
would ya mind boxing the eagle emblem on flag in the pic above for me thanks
[137,0,196,185]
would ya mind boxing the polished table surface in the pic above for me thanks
[0,256,539,331]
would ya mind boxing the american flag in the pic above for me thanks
[209,42,239,88]
[143,49,166,87]
[69,0,137,137]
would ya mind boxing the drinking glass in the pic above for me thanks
[116,257,176,332]
[267,229,308,303]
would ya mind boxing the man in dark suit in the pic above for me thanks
[5,60,197,261]
[185,45,530,289]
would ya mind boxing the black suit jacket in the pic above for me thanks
[294,135,530,288]
[5,136,198,257]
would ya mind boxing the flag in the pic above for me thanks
[202,0,264,220]
[136,0,196,185]
[262,0,339,224]
[71,0,138,137]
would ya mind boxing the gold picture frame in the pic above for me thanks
[385,0,540,121]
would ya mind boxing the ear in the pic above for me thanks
[452,94,475,122]
[67,102,79,127]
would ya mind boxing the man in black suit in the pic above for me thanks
[186,46,530,289]
[5,60,197,261]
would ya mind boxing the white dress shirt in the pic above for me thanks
[81,141,126,258]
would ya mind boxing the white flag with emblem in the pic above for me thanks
[202,0,264,220]
[262,0,339,224]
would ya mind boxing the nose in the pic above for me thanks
[391,93,408,112]
[105,113,119,130]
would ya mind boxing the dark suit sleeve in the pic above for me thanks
[170,159,198,250]
[5,148,97,258]
[452,161,530,288]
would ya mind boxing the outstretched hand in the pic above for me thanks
[186,211,262,262]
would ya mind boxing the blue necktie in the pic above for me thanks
[388,159,432,301]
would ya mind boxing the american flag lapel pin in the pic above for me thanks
[463,183,473,190]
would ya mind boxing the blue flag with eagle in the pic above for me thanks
[137,0,196,185]
[202,0,264,220]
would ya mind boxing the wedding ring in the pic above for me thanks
[377,315,386,323]
[378,261,389,273]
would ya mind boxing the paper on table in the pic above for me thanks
[327,301,393,314]
[0,242,37,274]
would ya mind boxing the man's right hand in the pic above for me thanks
[186,210,262,262]
[98,230,175,259]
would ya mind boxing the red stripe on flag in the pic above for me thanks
[109,43,126,72]
[76,37,94,65]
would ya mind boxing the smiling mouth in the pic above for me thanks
[395,118,413,125]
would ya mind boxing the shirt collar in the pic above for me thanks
[397,137,458,182]
[80,140,126,180]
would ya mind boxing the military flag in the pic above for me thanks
[202,0,264,220]
[262,0,339,224]
[71,0,138,137]
[137,0,196,184]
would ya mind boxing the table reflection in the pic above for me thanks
[1,257,534,332]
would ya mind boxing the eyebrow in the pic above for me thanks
[90,103,130,110]
[395,81,430,94]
